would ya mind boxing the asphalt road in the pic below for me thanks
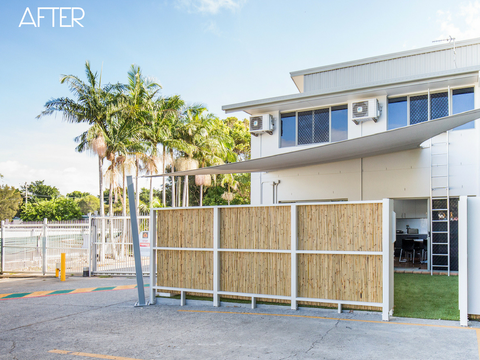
[0,276,478,360]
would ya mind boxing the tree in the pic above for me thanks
[20,198,83,221]
[77,195,100,215]
[0,174,22,221]
[67,191,91,199]
[20,180,60,202]
[37,61,123,217]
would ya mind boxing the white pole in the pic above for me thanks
[42,218,48,276]
[382,199,393,321]
[291,204,298,310]
[1,220,5,274]
[149,209,157,305]
[213,207,220,307]
[458,196,468,326]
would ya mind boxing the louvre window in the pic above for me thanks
[331,105,348,142]
[410,94,428,125]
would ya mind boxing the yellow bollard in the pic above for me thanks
[60,253,66,282]
[55,266,59,278]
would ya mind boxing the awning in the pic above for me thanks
[148,109,480,177]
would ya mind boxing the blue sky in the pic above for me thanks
[1,0,479,195]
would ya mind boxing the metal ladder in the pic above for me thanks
[430,132,450,276]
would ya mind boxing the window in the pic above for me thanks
[331,105,348,142]
[387,97,407,130]
[387,87,475,130]
[280,112,296,147]
[453,87,475,130]
[280,104,348,147]
[410,94,428,124]
[430,92,448,120]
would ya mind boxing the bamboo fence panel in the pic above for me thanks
[297,203,382,251]
[220,252,290,296]
[157,208,213,248]
[297,254,383,303]
[220,207,291,249]
[156,250,213,290]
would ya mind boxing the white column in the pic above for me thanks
[382,199,393,321]
[149,209,157,305]
[213,207,220,307]
[458,196,468,326]
[43,218,48,276]
[1,220,5,274]
[291,204,298,310]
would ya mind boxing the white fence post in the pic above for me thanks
[458,196,468,327]
[42,218,48,275]
[382,199,393,321]
[291,204,298,310]
[1,220,5,274]
[149,209,157,305]
[213,207,221,307]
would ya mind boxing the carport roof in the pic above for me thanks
[147,108,480,177]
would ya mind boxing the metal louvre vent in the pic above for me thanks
[250,116,263,131]
[352,101,369,118]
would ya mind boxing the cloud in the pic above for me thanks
[204,20,222,36]
[436,1,480,40]
[176,0,245,14]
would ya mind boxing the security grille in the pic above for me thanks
[313,109,329,143]
[250,116,263,131]
[352,101,369,118]
[430,92,449,120]
[410,95,428,124]
[298,111,313,145]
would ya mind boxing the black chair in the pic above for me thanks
[399,239,415,263]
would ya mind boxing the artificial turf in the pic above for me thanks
[394,273,459,320]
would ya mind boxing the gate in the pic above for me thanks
[1,219,90,274]
[90,215,150,275]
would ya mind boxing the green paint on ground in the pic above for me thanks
[93,286,116,291]
[3,292,31,298]
[49,289,74,295]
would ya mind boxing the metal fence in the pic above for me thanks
[1,219,90,274]
[90,215,150,275]
[1,214,150,276]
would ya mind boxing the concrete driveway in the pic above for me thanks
[0,276,478,360]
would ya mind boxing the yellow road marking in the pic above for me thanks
[49,349,143,360]
[70,287,98,294]
[114,285,136,290]
[24,291,54,298]
[178,309,475,331]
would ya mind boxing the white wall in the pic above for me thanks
[251,135,479,204]
[467,197,480,315]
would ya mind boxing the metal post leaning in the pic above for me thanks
[42,218,47,276]
[149,208,157,305]
[1,220,5,274]
[126,175,146,307]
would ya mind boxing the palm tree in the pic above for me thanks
[123,64,161,213]
[37,61,123,217]
[177,109,237,206]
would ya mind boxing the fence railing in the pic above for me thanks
[150,199,395,320]
[1,219,90,274]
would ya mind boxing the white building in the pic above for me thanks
[223,38,480,275]
[167,38,480,322]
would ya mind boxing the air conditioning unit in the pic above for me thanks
[351,99,381,125]
[249,114,274,136]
